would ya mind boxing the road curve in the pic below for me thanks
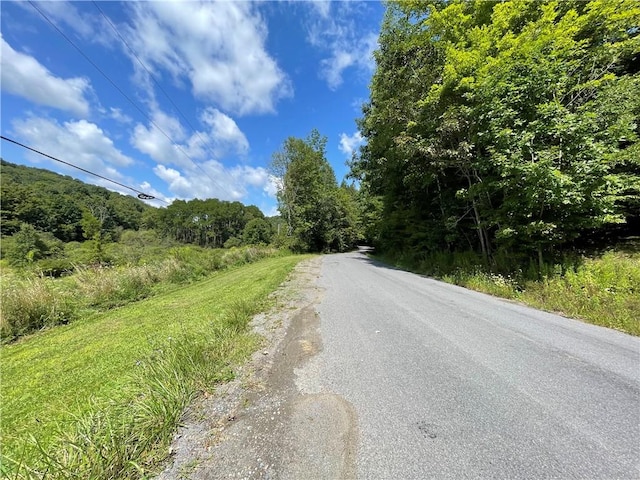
[307,249,639,479]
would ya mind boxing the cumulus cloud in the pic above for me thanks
[306,3,378,90]
[12,116,134,181]
[200,108,249,156]
[125,1,292,115]
[109,107,132,124]
[339,131,365,157]
[131,109,191,168]
[153,161,276,203]
[130,107,249,168]
[131,107,273,203]
[1,35,91,116]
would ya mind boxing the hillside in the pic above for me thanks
[0,159,154,242]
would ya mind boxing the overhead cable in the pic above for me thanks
[92,1,221,167]
[28,1,226,195]
[1,135,166,203]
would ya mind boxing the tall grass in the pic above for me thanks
[5,319,257,479]
[1,255,307,478]
[380,250,640,336]
[0,277,77,338]
[0,246,280,342]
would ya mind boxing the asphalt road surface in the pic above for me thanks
[304,249,640,479]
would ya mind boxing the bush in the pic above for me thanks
[35,258,75,277]
[224,237,242,249]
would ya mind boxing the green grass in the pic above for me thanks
[1,245,281,341]
[1,254,310,477]
[379,250,640,336]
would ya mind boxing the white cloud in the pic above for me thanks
[24,1,113,46]
[306,4,378,90]
[0,35,91,116]
[109,107,132,124]
[131,109,190,168]
[200,108,249,155]
[339,131,365,157]
[12,116,134,181]
[131,107,270,203]
[153,161,276,203]
[130,107,249,169]
[125,1,292,115]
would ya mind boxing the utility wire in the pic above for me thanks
[1,135,166,203]
[28,1,226,195]
[92,1,220,167]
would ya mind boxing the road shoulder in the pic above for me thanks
[156,255,357,479]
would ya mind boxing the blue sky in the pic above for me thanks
[0,1,384,215]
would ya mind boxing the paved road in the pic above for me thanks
[305,250,640,479]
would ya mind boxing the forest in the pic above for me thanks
[0,159,326,277]
[351,0,639,269]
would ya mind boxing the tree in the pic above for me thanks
[6,223,48,266]
[81,210,105,264]
[271,129,360,252]
[354,0,640,266]
[243,218,272,245]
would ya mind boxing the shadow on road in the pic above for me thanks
[350,246,404,272]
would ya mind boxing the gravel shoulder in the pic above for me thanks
[156,256,357,479]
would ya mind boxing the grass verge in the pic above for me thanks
[378,250,639,336]
[1,246,279,341]
[1,254,311,478]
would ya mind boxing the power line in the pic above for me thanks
[92,1,219,166]
[1,135,166,203]
[27,1,227,196]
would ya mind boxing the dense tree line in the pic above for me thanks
[0,160,277,268]
[151,198,270,248]
[271,129,364,252]
[1,160,152,242]
[353,0,640,266]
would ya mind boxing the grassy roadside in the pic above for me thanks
[377,250,640,336]
[1,254,311,478]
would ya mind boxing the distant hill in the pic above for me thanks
[0,159,154,241]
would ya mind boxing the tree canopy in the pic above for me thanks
[1,159,153,242]
[353,0,640,264]
[271,129,362,252]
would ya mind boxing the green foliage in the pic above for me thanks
[0,160,152,243]
[1,245,281,342]
[0,277,77,339]
[242,217,273,245]
[381,249,640,335]
[224,236,243,249]
[355,0,640,264]
[1,254,307,477]
[5,224,49,266]
[271,129,363,252]
[156,197,265,248]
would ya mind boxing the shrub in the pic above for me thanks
[223,237,242,249]
[35,258,75,278]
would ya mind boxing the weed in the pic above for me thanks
[0,277,77,341]
[1,255,310,477]
[380,250,640,335]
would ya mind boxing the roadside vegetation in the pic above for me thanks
[1,242,280,341]
[1,254,308,478]
[379,249,640,336]
[352,1,639,335]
